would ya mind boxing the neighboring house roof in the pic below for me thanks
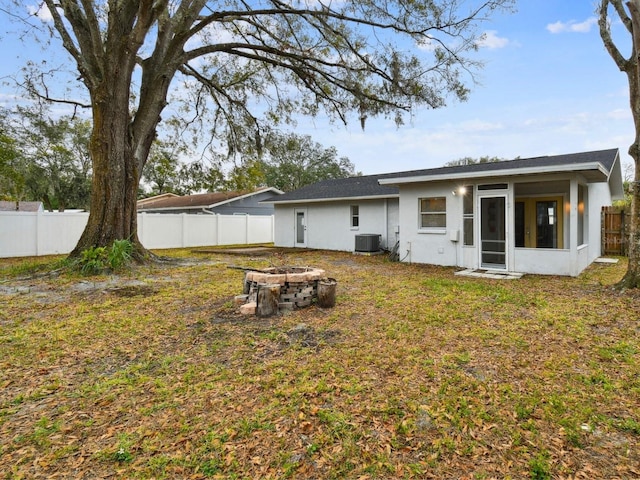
[0,201,43,212]
[137,187,283,212]
[137,193,179,206]
[269,148,623,204]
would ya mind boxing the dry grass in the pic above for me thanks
[0,249,639,479]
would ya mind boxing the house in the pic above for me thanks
[268,149,624,276]
[137,192,179,207]
[137,187,283,215]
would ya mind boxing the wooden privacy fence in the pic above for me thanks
[601,206,627,256]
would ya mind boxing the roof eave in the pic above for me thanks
[208,187,284,208]
[139,205,205,212]
[378,162,610,185]
[270,193,399,205]
[607,152,625,200]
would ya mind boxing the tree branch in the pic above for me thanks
[599,0,632,71]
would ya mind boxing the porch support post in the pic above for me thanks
[569,178,579,276]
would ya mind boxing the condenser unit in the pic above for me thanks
[355,234,381,252]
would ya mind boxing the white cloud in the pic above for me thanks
[546,17,597,34]
[27,4,53,21]
[476,30,509,49]
[416,37,436,52]
[458,119,505,133]
[607,108,631,120]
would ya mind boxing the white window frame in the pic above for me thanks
[418,196,446,232]
[350,205,360,229]
[462,186,474,246]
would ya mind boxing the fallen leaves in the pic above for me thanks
[0,251,639,478]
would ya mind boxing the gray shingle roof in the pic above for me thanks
[386,148,619,179]
[270,149,619,203]
[267,174,401,203]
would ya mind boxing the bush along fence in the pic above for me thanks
[0,211,274,258]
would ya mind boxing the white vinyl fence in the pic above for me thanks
[0,211,274,258]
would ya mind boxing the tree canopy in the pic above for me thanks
[2,0,515,258]
[444,155,506,167]
[259,132,357,192]
[140,131,356,195]
[0,107,92,211]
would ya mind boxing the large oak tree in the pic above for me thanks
[599,0,640,288]
[7,0,513,259]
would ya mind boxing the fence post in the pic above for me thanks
[216,214,222,246]
[139,212,145,248]
[181,213,186,248]
[601,207,605,256]
[622,209,626,256]
[36,210,42,256]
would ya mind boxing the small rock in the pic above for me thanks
[239,302,257,315]
[234,294,249,305]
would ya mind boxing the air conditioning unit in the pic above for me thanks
[355,234,381,252]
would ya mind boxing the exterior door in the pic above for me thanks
[295,208,307,247]
[514,197,563,248]
[480,196,507,269]
[536,200,558,248]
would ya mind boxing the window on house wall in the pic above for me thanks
[514,196,564,249]
[536,200,558,248]
[350,205,359,228]
[462,186,474,245]
[419,197,446,229]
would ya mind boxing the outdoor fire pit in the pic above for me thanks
[236,266,336,316]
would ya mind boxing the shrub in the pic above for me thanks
[77,240,134,275]
[108,239,133,270]
[79,246,108,275]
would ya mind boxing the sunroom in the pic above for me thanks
[379,149,624,277]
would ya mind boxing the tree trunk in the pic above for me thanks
[317,278,337,308]
[65,6,168,261]
[69,83,149,259]
[256,283,280,317]
[618,146,640,288]
[617,0,640,288]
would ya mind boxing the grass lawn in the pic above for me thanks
[0,249,639,479]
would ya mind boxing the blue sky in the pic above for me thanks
[0,1,635,176]
[294,0,635,174]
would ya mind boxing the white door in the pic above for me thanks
[479,196,507,270]
[295,208,307,247]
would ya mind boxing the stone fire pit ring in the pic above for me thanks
[244,266,325,285]
[238,266,332,315]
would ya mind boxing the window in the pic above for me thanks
[536,200,558,248]
[514,196,564,249]
[419,197,446,229]
[578,185,585,246]
[478,183,508,190]
[462,186,474,245]
[350,205,359,228]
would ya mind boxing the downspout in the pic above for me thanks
[202,208,215,215]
